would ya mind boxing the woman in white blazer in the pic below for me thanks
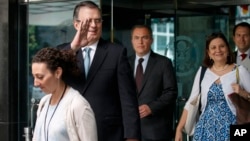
[32,47,97,141]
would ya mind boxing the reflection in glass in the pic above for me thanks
[151,18,175,61]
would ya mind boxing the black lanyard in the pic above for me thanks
[44,84,67,141]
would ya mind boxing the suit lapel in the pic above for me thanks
[137,52,156,96]
[76,49,85,75]
[129,55,136,71]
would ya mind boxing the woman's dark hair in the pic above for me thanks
[32,47,80,81]
[203,32,235,67]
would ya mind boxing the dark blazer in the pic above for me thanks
[129,51,177,140]
[58,38,141,141]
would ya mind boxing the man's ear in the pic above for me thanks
[73,20,79,30]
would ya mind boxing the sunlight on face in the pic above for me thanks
[32,63,58,94]
[131,27,153,57]
[74,7,102,45]
[233,26,250,52]
[208,38,228,62]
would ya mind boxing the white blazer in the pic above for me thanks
[185,65,250,115]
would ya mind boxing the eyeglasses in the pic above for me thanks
[76,18,103,24]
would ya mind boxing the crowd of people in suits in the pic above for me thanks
[32,1,177,141]
[30,1,250,141]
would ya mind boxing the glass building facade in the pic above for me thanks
[1,0,250,140]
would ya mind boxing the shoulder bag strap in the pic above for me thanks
[199,66,207,113]
[236,66,239,84]
[199,66,207,92]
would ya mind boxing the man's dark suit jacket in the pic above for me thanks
[58,38,141,141]
[129,51,177,140]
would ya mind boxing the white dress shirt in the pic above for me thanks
[134,51,151,76]
[236,49,250,71]
[81,41,99,65]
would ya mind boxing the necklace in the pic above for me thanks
[44,84,67,141]
[213,64,229,72]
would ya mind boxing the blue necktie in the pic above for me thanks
[84,47,91,77]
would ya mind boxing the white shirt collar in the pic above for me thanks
[81,41,99,52]
[237,48,250,56]
[135,51,151,61]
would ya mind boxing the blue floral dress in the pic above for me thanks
[192,82,236,141]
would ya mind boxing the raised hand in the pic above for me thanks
[71,19,91,52]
